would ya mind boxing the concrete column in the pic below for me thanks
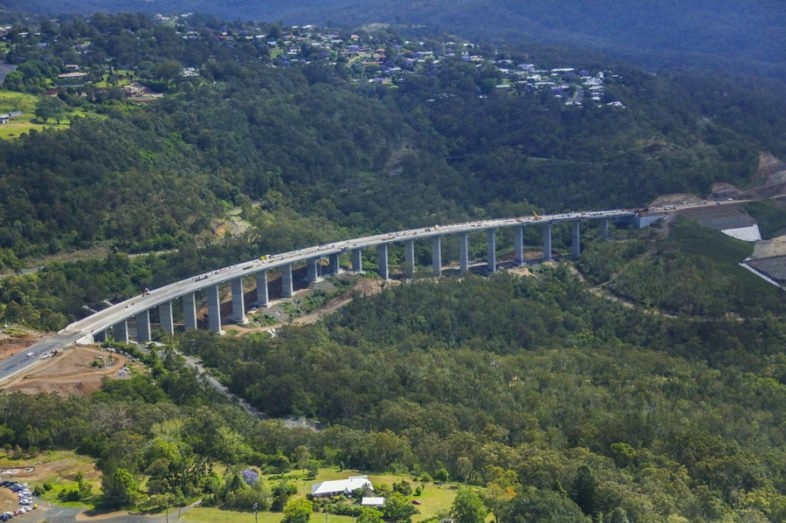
[600,218,610,240]
[377,244,389,280]
[281,264,294,298]
[404,239,415,279]
[136,309,151,343]
[572,220,581,258]
[458,232,470,273]
[486,228,497,273]
[231,277,247,325]
[432,236,442,276]
[159,301,174,336]
[351,248,363,272]
[207,284,222,334]
[256,271,269,307]
[327,253,340,275]
[183,293,198,331]
[514,225,525,265]
[113,320,128,343]
[306,258,319,282]
[93,330,107,343]
[543,222,553,262]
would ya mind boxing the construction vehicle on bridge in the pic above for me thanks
[532,211,542,220]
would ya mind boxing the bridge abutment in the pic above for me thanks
[432,236,442,276]
[207,284,222,334]
[458,232,470,273]
[231,277,247,325]
[113,320,128,343]
[327,253,340,275]
[351,248,363,272]
[281,264,294,298]
[404,240,415,279]
[487,228,497,272]
[514,225,525,265]
[256,271,269,307]
[543,222,553,262]
[183,293,198,331]
[159,301,174,336]
[306,258,319,282]
[377,244,389,280]
[136,309,151,343]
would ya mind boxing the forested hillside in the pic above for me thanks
[0,13,784,328]
[6,268,786,520]
[1,10,786,523]
[4,0,783,79]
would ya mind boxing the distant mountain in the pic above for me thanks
[0,0,783,78]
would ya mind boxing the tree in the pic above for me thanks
[382,492,417,522]
[35,96,66,124]
[498,488,590,523]
[451,487,487,523]
[294,444,310,473]
[570,466,597,518]
[357,507,384,523]
[102,467,139,508]
[282,498,312,523]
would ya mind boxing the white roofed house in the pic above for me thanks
[311,475,374,497]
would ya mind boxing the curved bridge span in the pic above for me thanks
[0,209,634,379]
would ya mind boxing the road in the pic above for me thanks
[0,210,633,383]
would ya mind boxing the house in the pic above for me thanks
[361,497,385,507]
[311,476,373,497]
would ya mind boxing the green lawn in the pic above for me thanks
[0,90,44,139]
[182,468,460,523]
[0,90,109,140]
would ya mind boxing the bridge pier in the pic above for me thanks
[377,244,389,280]
[231,278,247,325]
[306,258,319,283]
[351,248,363,272]
[432,236,442,276]
[281,264,294,298]
[113,320,128,343]
[159,301,174,336]
[207,284,222,334]
[543,222,553,262]
[183,293,198,331]
[256,271,269,307]
[327,253,340,275]
[572,220,581,258]
[600,218,609,240]
[487,228,497,272]
[458,232,470,273]
[136,309,151,343]
[404,240,415,279]
[514,225,525,265]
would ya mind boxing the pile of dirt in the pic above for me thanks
[710,182,743,199]
[0,335,40,360]
[2,346,135,396]
[752,237,786,259]
[758,152,786,184]
[649,193,703,207]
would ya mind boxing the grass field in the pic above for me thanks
[0,90,44,139]
[0,90,109,140]
[181,468,460,523]
[0,449,101,508]
[745,201,786,239]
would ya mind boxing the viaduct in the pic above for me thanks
[68,209,634,344]
[0,209,639,381]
